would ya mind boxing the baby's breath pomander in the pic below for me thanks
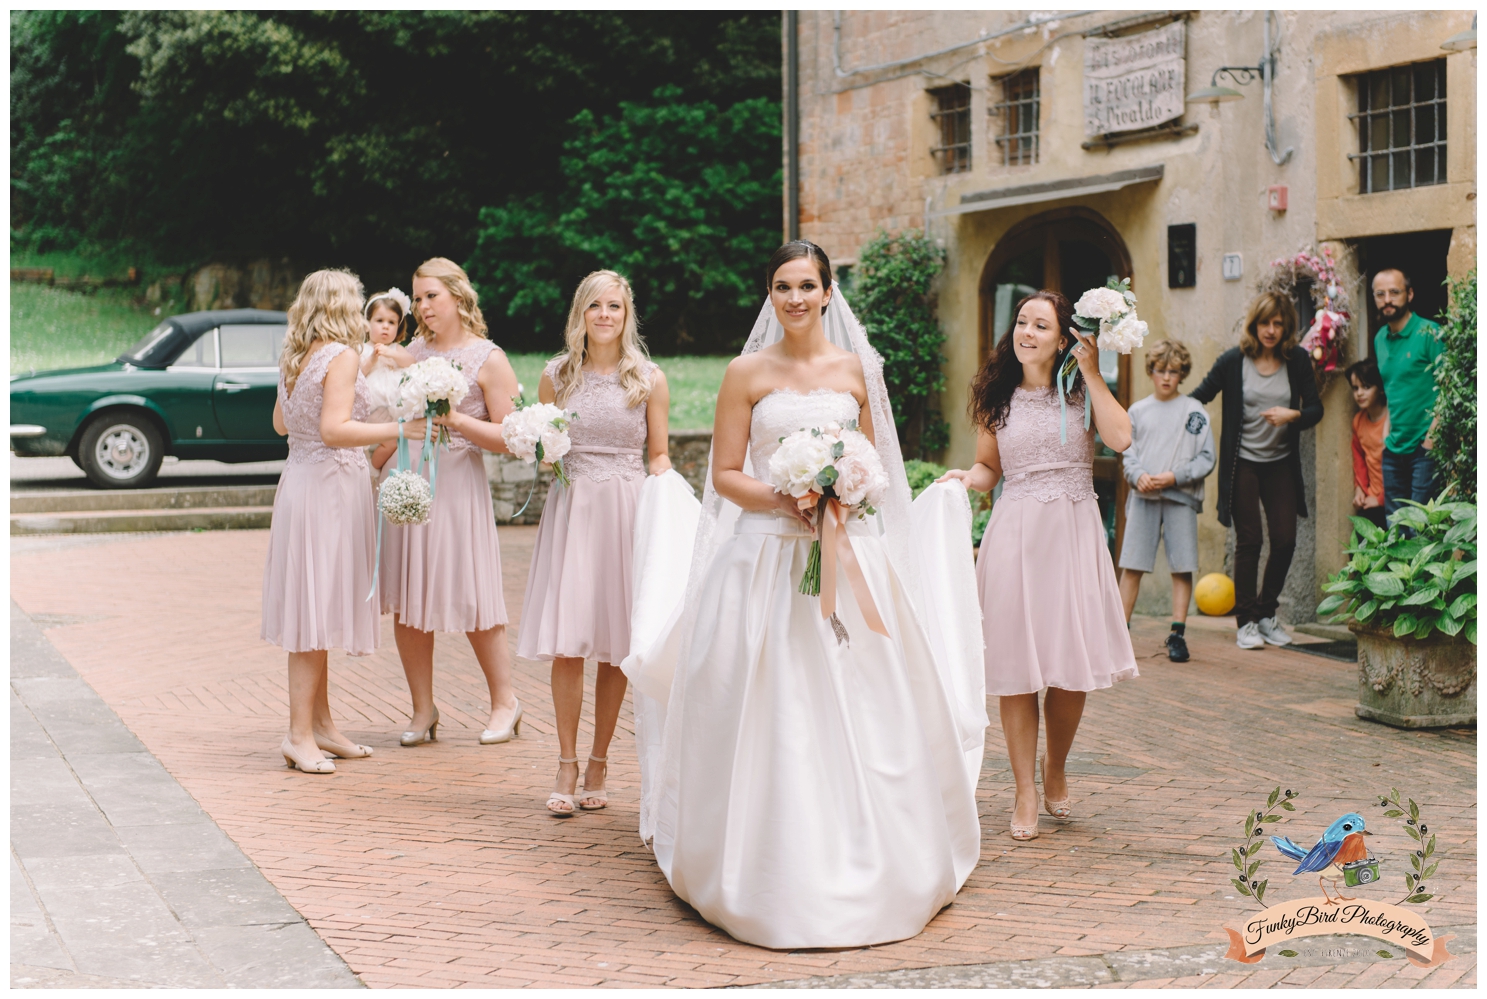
[379,469,433,525]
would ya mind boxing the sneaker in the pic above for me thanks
[1165,631,1190,662]
[1236,622,1265,650]
[1257,616,1293,646]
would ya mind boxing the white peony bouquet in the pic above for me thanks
[396,357,468,447]
[501,402,577,487]
[767,421,888,597]
[378,468,433,525]
[1071,277,1147,357]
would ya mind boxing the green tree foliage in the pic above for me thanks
[851,230,949,458]
[1432,271,1475,502]
[11,11,780,303]
[466,87,780,354]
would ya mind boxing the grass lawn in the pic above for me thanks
[10,281,729,430]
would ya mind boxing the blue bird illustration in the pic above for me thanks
[1271,812,1372,904]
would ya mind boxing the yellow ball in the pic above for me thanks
[1196,572,1236,616]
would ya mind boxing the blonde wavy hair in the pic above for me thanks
[551,270,652,408]
[411,257,488,341]
[1239,292,1299,359]
[280,269,366,396]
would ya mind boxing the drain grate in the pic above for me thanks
[1283,640,1358,663]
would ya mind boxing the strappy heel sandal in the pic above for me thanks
[547,756,579,816]
[1041,754,1072,819]
[578,755,608,811]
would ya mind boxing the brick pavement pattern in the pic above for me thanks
[10,530,1476,988]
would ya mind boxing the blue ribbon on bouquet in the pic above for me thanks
[365,417,441,602]
[1056,355,1092,445]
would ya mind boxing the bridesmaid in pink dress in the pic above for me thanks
[941,290,1137,840]
[382,258,522,747]
[516,271,672,815]
[262,269,425,774]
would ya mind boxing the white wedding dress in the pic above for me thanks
[622,288,987,951]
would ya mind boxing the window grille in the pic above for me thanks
[929,83,972,174]
[1349,60,1447,193]
[991,69,1040,166]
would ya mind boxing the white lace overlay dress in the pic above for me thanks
[260,343,379,655]
[381,337,507,632]
[977,386,1138,695]
[517,360,653,663]
[647,389,981,950]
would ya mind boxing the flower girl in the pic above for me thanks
[361,289,415,473]
[262,269,423,774]
[516,270,671,815]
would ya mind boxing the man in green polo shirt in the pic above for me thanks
[1371,267,1442,516]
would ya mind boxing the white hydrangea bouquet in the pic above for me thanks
[396,356,468,449]
[766,421,889,599]
[501,403,577,488]
[1071,277,1147,356]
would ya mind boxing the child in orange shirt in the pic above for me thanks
[1346,360,1388,529]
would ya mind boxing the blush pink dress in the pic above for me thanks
[517,360,654,663]
[261,343,379,655]
[977,386,1138,695]
[381,336,507,633]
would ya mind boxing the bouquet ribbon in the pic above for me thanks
[1056,356,1092,445]
[365,419,439,603]
[817,498,890,640]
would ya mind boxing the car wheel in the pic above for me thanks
[78,414,165,489]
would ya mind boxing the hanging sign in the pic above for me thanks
[1084,20,1186,136]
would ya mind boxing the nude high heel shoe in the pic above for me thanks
[547,757,579,816]
[578,755,608,810]
[400,707,439,747]
[479,700,522,745]
[282,738,335,775]
[316,736,373,759]
[1041,754,1072,819]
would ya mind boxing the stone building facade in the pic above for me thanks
[787,9,1476,621]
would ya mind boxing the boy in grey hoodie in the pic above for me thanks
[1117,339,1216,661]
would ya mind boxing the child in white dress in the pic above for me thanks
[360,289,415,474]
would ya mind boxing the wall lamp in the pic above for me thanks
[1186,11,1293,166]
[1441,15,1475,52]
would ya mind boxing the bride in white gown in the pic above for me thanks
[622,241,986,950]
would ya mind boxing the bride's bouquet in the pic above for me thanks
[397,357,468,448]
[501,402,577,488]
[767,421,889,598]
[1069,277,1147,362]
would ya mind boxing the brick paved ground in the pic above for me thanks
[10,530,1476,988]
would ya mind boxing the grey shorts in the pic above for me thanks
[1118,495,1199,574]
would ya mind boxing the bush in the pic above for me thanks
[1317,499,1476,643]
[466,86,780,354]
[851,229,948,460]
[904,459,947,498]
[1431,270,1475,501]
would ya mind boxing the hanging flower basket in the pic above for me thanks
[1256,245,1352,387]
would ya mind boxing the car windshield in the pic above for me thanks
[118,322,178,366]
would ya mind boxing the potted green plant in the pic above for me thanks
[1317,499,1476,728]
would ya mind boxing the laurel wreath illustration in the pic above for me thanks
[1229,785,1441,906]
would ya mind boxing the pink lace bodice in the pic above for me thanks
[279,343,369,470]
[996,386,1096,504]
[408,336,500,453]
[548,358,653,482]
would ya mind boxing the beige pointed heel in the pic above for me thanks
[578,755,608,811]
[282,738,335,775]
[316,736,373,759]
[1041,754,1072,819]
[480,700,522,745]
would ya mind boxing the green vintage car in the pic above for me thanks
[10,309,289,488]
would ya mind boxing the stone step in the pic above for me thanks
[10,506,272,536]
[10,484,277,515]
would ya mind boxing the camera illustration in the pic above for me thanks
[1342,858,1380,887]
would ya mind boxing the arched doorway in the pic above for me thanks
[978,207,1134,559]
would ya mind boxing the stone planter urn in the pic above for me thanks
[1351,622,1476,729]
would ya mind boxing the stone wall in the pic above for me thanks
[486,430,714,525]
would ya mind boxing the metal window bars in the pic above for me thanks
[1348,60,1447,193]
[929,83,972,174]
[991,69,1040,166]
